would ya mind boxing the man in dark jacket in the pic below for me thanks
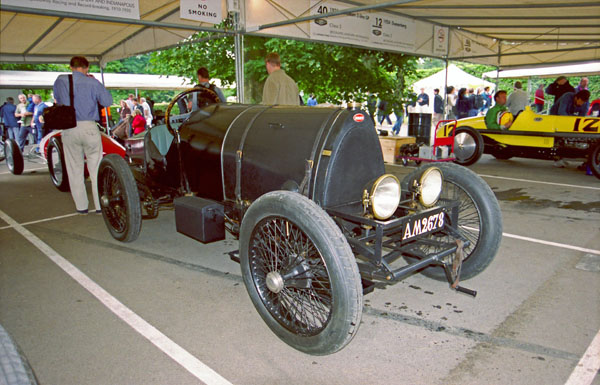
[550,90,590,116]
[545,76,575,109]
[433,88,444,127]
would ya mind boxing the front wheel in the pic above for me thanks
[5,139,24,175]
[589,143,600,179]
[403,162,503,281]
[453,127,483,166]
[239,191,363,355]
[98,154,142,242]
[47,137,70,192]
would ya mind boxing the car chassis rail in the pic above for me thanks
[326,198,476,296]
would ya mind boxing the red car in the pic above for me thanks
[4,129,125,191]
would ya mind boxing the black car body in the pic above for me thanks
[98,89,502,355]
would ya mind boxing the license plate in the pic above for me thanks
[401,210,446,241]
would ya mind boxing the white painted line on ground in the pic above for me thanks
[479,174,600,191]
[463,226,600,255]
[0,167,47,175]
[502,232,600,255]
[0,209,233,385]
[564,328,600,385]
[0,213,79,230]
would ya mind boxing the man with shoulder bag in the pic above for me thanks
[53,56,113,215]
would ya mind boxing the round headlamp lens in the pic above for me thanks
[418,167,443,207]
[370,174,401,220]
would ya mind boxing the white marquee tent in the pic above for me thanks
[413,64,496,93]
[410,64,495,113]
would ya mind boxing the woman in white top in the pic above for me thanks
[140,97,153,128]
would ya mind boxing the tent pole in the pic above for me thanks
[232,7,245,103]
[495,42,501,91]
[444,58,449,119]
[100,66,110,132]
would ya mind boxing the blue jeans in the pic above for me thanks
[378,114,392,125]
[392,113,403,135]
[5,126,19,141]
[18,125,32,150]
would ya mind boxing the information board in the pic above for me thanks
[3,0,140,20]
[309,0,415,52]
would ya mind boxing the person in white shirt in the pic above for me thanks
[140,97,153,128]
[505,81,530,116]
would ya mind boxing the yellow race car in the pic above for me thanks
[437,106,600,179]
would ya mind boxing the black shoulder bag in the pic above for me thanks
[43,74,77,130]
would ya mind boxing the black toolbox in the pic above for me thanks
[174,196,225,243]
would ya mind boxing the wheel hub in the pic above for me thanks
[101,195,110,208]
[266,271,284,293]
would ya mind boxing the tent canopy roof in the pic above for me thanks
[413,64,496,93]
[482,62,600,79]
[0,1,599,68]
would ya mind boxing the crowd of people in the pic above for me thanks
[0,93,50,153]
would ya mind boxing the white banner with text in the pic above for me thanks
[3,0,140,20]
[309,0,416,52]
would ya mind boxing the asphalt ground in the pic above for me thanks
[0,153,599,385]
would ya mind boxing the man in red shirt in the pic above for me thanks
[534,84,545,113]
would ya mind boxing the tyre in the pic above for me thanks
[0,324,38,385]
[402,162,503,281]
[5,139,24,175]
[453,127,483,166]
[589,143,600,179]
[47,137,70,192]
[239,191,362,355]
[98,154,142,242]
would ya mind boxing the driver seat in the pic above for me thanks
[144,125,174,173]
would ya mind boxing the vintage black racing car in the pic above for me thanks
[98,88,503,355]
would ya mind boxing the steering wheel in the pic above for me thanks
[165,86,221,136]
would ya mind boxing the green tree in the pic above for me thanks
[149,33,417,108]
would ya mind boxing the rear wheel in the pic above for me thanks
[590,143,600,179]
[5,139,24,175]
[402,163,502,280]
[47,137,70,192]
[240,191,362,355]
[453,127,483,166]
[98,154,142,242]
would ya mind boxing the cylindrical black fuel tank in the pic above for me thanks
[177,104,385,209]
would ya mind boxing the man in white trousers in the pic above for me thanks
[53,56,113,214]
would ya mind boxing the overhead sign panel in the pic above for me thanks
[309,0,415,52]
[2,0,140,19]
[433,25,448,56]
[180,0,222,23]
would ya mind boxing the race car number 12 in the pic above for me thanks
[402,212,445,240]
[574,118,600,133]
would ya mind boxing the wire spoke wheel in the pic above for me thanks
[402,163,502,281]
[100,167,127,233]
[98,154,141,242]
[240,191,362,355]
[249,217,332,336]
